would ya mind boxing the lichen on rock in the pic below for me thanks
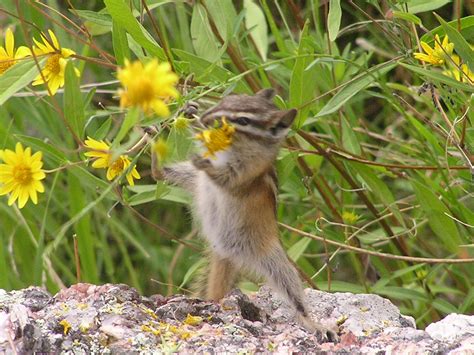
[0,283,473,353]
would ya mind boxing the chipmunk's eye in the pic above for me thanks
[235,116,250,126]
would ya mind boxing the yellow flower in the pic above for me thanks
[0,28,31,74]
[195,118,235,158]
[414,34,454,66]
[443,55,474,83]
[152,138,169,162]
[117,59,179,117]
[342,211,359,225]
[173,115,190,132]
[84,137,140,186]
[32,29,78,95]
[0,143,46,209]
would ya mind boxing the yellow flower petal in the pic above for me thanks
[8,188,19,206]
[18,189,29,208]
[91,159,108,169]
[48,29,59,49]
[0,182,15,195]
[29,188,38,205]
[34,180,45,193]
[5,28,14,57]
[15,46,31,59]
[420,41,434,55]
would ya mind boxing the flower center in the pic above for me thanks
[109,158,125,174]
[0,57,15,74]
[13,165,33,185]
[127,79,155,104]
[45,54,61,75]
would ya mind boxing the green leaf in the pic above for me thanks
[190,3,221,63]
[127,186,162,206]
[127,184,191,205]
[405,0,451,14]
[126,182,171,206]
[15,135,67,165]
[341,116,361,155]
[315,63,396,117]
[392,11,422,26]
[411,181,462,253]
[434,13,474,72]
[73,9,112,27]
[205,0,237,41]
[173,49,247,92]
[351,162,405,226]
[316,281,366,293]
[260,0,286,52]
[432,298,459,314]
[421,15,474,44]
[290,22,318,126]
[372,264,426,291]
[377,286,428,302]
[64,62,84,139]
[93,117,112,140]
[112,20,130,66]
[328,0,342,42]
[0,58,45,106]
[68,172,98,283]
[104,0,165,59]
[113,107,140,146]
[180,258,207,288]
[244,0,268,61]
[400,63,474,92]
[287,238,311,262]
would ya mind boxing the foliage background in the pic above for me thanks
[0,0,473,328]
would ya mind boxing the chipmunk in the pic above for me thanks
[152,89,338,341]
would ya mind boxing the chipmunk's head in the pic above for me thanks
[200,89,297,143]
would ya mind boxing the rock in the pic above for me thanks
[0,283,472,353]
[426,314,474,343]
[254,287,416,337]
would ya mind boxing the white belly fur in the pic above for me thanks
[195,171,247,262]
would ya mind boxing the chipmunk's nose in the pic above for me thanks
[199,114,221,127]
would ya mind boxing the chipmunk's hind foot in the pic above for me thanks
[298,313,340,343]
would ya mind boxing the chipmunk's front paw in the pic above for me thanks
[191,154,212,170]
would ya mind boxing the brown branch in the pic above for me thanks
[141,0,175,71]
[124,205,200,252]
[287,138,343,222]
[200,0,261,93]
[286,0,305,29]
[288,140,469,171]
[280,222,474,264]
[298,130,411,258]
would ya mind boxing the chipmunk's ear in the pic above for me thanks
[277,109,297,128]
[256,88,276,100]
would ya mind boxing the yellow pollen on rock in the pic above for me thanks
[13,165,33,185]
[45,54,61,75]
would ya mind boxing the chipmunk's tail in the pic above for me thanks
[254,244,339,342]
